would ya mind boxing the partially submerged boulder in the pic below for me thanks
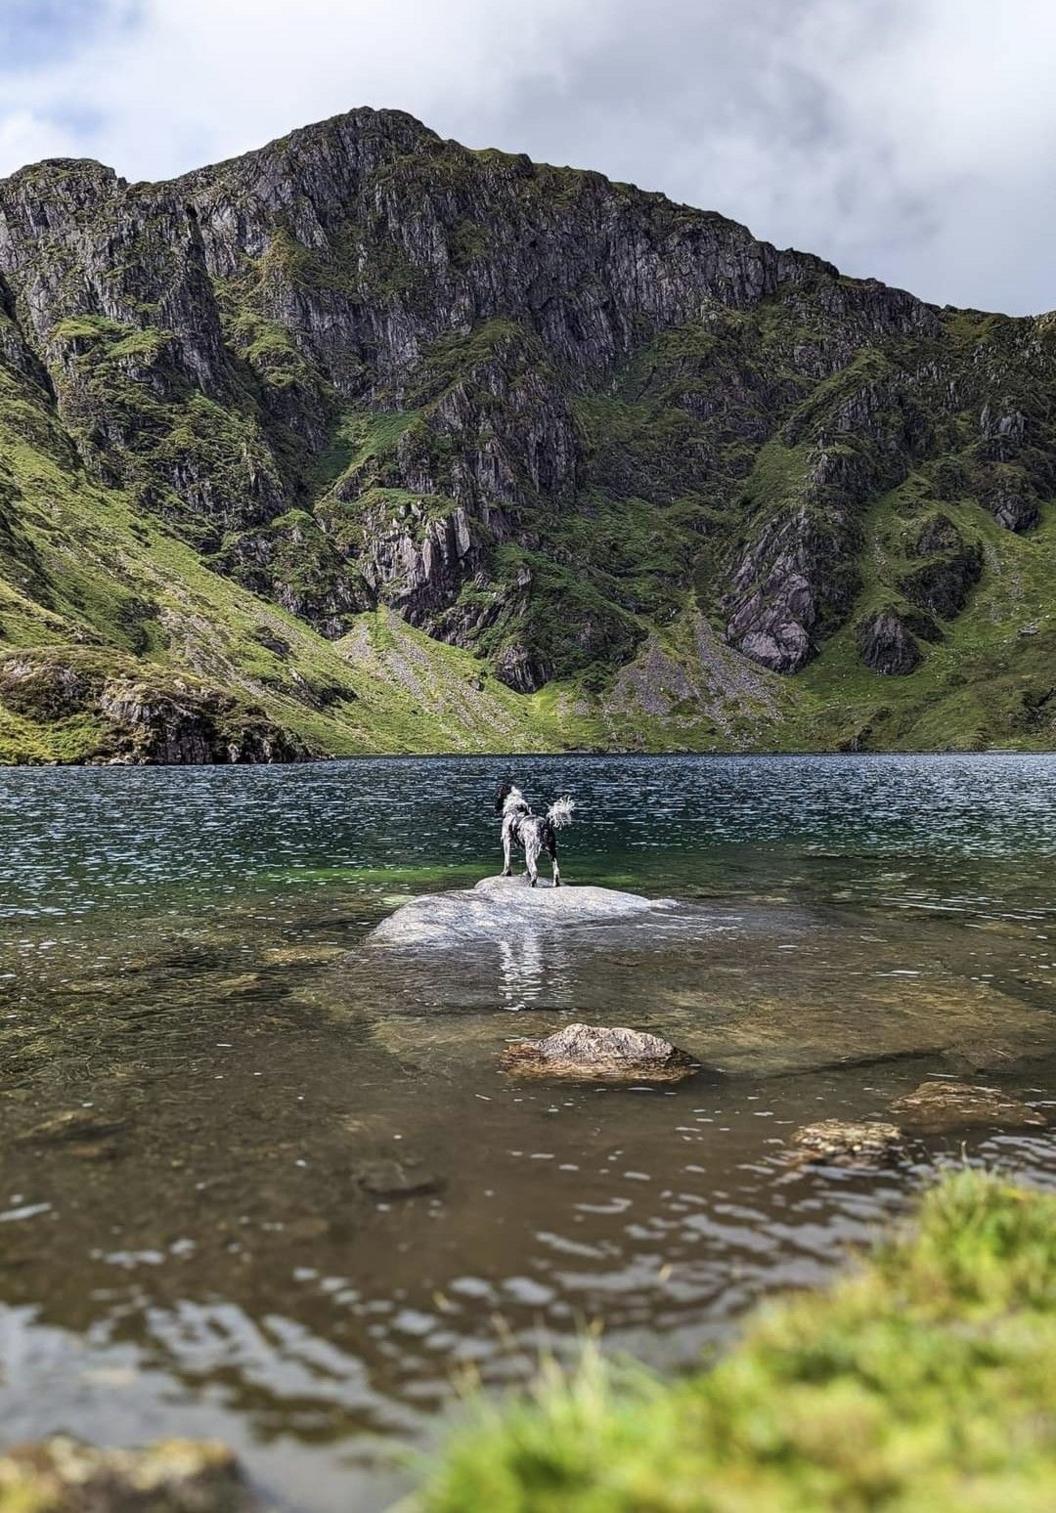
[789,1119,910,1167]
[367,875,663,948]
[502,1023,696,1082]
[889,1080,1048,1133]
[0,1437,254,1513]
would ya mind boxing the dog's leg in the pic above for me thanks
[502,826,513,877]
[525,831,540,887]
[545,828,561,886]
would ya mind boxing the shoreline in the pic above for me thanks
[3,744,1055,769]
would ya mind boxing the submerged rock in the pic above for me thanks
[889,1080,1048,1132]
[502,1023,696,1082]
[0,1436,254,1513]
[353,1158,443,1199]
[15,1110,129,1146]
[941,1038,1055,1077]
[789,1119,910,1167]
[367,875,665,947]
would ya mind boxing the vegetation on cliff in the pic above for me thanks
[1,109,1055,759]
[416,1169,1056,1511]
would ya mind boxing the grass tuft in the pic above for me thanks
[415,1170,1056,1512]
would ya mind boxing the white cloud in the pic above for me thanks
[0,0,1053,314]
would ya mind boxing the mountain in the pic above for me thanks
[0,106,1054,762]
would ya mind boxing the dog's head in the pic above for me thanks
[495,781,529,817]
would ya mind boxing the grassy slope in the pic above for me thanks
[4,392,1052,758]
[3,255,1055,759]
[787,493,1056,753]
[0,365,578,761]
[416,1169,1056,1511]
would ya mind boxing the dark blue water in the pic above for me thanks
[5,752,1056,918]
[0,755,1054,1512]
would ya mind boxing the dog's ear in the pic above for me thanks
[494,780,513,814]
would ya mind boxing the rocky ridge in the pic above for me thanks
[1,107,1056,759]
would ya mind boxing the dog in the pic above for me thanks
[494,781,576,887]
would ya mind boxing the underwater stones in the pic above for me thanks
[353,1158,443,1199]
[366,875,662,947]
[889,1079,1048,1133]
[0,1436,255,1513]
[16,1110,129,1147]
[502,1023,696,1082]
[789,1119,910,1167]
[659,967,1056,1079]
[940,1038,1053,1077]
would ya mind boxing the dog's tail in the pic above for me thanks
[547,795,576,829]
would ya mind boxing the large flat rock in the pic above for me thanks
[366,875,668,947]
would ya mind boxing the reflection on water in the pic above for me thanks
[1,755,1056,1512]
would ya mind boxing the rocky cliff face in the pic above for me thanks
[1,106,1055,760]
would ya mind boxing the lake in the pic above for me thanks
[1,754,1055,1511]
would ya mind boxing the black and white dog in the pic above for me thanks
[495,781,576,887]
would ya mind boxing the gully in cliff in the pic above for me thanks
[495,781,576,886]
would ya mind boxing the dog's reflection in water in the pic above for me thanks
[496,929,576,1011]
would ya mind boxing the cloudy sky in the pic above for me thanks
[1,0,1053,314]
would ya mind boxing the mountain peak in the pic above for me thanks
[0,106,1052,763]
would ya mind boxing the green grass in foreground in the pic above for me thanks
[414,1170,1056,1511]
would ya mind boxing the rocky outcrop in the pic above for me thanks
[899,516,982,619]
[502,1023,696,1081]
[725,505,860,672]
[99,679,306,763]
[0,649,306,764]
[857,607,941,676]
[0,655,98,719]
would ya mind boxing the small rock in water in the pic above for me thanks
[15,1110,128,1147]
[0,1436,255,1512]
[353,1159,443,1199]
[941,1039,1051,1077]
[502,1023,696,1082]
[789,1119,909,1167]
[889,1079,1048,1132]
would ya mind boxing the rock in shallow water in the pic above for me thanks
[789,1119,910,1167]
[16,1110,128,1142]
[0,1437,254,1513]
[366,875,665,947]
[502,1023,696,1082]
[889,1080,1048,1132]
[353,1157,443,1199]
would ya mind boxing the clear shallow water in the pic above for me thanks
[1,754,1055,1511]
